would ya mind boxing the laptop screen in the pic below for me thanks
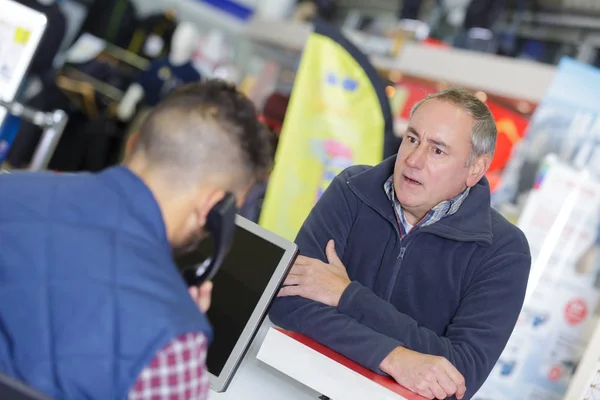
[192,224,286,377]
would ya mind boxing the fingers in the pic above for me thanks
[199,281,213,313]
[278,285,302,297]
[294,255,312,266]
[442,363,466,399]
[296,242,342,268]
[283,273,305,286]
[189,281,213,313]
[415,372,450,400]
[429,383,447,400]
[288,264,309,276]
[199,295,211,314]
[455,381,466,400]
[432,368,458,399]
[325,240,342,266]
[414,382,435,399]
[199,280,213,292]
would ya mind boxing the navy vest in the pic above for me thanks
[0,166,212,399]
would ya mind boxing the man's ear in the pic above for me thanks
[194,189,226,227]
[466,154,491,187]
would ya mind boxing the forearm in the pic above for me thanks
[339,281,457,360]
[270,296,401,372]
[339,281,493,397]
[269,168,409,372]
[338,251,530,400]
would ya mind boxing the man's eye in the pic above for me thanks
[434,148,444,155]
[408,136,417,143]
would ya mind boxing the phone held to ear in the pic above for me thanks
[176,193,237,287]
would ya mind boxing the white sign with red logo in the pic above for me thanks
[565,298,589,326]
[475,155,600,400]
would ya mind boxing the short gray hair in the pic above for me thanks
[410,88,497,165]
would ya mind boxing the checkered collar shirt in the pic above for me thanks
[384,175,470,239]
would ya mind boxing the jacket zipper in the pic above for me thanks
[346,181,486,299]
[384,227,419,301]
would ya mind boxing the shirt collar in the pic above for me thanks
[384,175,470,238]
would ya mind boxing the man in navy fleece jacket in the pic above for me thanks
[269,88,531,400]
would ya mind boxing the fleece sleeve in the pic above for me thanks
[337,240,531,399]
[268,169,403,372]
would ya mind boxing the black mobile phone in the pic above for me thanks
[176,193,237,286]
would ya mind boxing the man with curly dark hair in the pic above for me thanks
[0,80,273,400]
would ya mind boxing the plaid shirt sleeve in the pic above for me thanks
[128,332,209,400]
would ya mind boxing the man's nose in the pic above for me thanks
[405,145,426,169]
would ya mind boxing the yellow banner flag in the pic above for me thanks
[259,22,392,241]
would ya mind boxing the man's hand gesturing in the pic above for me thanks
[381,347,466,400]
[278,240,351,307]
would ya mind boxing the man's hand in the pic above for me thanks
[381,347,466,400]
[278,240,351,307]
[189,281,213,313]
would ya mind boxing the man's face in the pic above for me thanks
[394,99,486,222]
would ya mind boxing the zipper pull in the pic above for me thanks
[398,247,406,259]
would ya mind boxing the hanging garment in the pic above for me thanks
[76,0,138,48]
[137,58,201,107]
[130,12,178,60]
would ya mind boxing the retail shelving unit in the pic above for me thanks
[242,17,556,103]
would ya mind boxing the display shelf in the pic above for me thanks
[132,0,250,33]
[495,8,600,64]
[242,17,557,103]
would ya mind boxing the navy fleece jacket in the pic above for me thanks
[269,156,531,399]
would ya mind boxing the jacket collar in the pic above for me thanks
[98,165,171,250]
[346,156,493,246]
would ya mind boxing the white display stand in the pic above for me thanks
[256,328,418,400]
[208,320,321,400]
[208,322,424,400]
[0,0,47,128]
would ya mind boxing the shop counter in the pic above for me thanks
[256,327,426,400]
[210,321,320,400]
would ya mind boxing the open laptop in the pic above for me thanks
[178,215,298,393]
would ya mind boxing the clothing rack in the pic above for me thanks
[53,37,151,119]
[0,99,69,172]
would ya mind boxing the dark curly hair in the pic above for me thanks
[129,79,273,190]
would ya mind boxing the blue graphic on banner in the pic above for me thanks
[324,72,359,92]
